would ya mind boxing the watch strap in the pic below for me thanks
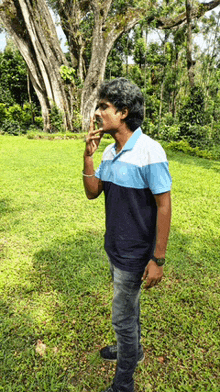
[151,256,165,266]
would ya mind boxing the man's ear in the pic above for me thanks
[121,107,129,119]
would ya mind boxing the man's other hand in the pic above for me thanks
[142,259,163,289]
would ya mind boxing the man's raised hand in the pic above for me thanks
[84,117,104,157]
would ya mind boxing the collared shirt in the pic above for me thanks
[95,127,172,272]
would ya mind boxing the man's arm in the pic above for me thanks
[83,117,103,199]
[142,191,171,289]
[83,154,103,199]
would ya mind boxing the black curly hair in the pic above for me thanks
[98,78,144,132]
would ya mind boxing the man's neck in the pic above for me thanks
[112,126,133,153]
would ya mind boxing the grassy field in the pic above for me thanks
[0,135,219,392]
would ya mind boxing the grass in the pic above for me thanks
[0,135,219,392]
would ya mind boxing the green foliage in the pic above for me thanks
[105,48,124,79]
[0,46,39,108]
[59,65,75,84]
[0,119,23,135]
[7,103,23,123]
[133,37,146,68]
[159,124,181,142]
[166,140,220,160]
[0,103,42,134]
[178,86,207,146]
[34,116,44,129]
[50,104,65,133]
[72,110,82,131]
[0,103,7,125]
[110,0,135,15]
[142,118,157,137]
[128,64,145,86]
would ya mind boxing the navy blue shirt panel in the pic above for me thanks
[103,181,157,272]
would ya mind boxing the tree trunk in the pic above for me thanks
[80,1,144,130]
[0,0,76,132]
[185,0,195,89]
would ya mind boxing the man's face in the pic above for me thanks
[95,99,124,133]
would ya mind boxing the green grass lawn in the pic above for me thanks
[0,135,219,392]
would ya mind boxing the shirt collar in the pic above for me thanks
[111,127,142,156]
[123,127,142,151]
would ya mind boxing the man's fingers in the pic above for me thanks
[89,116,94,132]
[85,133,102,144]
[144,279,155,289]
[144,277,163,289]
[141,268,148,281]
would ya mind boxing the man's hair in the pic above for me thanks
[98,78,144,131]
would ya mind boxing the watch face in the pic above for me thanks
[152,256,165,266]
[156,259,165,266]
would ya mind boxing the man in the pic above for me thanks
[83,78,172,392]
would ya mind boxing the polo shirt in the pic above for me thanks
[95,127,172,272]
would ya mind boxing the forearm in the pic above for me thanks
[83,154,102,199]
[154,194,171,258]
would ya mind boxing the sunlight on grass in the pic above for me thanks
[0,135,219,391]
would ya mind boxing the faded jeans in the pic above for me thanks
[109,261,144,392]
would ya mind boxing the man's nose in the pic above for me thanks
[95,107,100,116]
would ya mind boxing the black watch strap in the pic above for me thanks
[152,256,165,266]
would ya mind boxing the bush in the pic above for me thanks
[0,103,7,125]
[34,116,43,129]
[72,110,82,131]
[179,124,215,149]
[50,104,65,133]
[166,140,219,160]
[142,118,158,137]
[159,124,180,141]
[7,104,23,123]
[0,103,43,134]
[0,119,24,135]
[22,102,35,127]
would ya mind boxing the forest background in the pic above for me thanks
[0,0,219,159]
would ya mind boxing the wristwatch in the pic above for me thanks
[151,256,165,266]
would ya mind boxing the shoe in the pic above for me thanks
[101,386,114,392]
[101,386,123,392]
[100,345,145,363]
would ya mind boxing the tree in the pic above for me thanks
[0,44,29,106]
[1,0,220,131]
[185,0,195,88]
[0,0,76,131]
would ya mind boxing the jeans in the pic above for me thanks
[109,261,144,392]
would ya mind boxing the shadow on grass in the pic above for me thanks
[0,198,12,217]
[0,229,113,391]
[166,148,220,173]
[32,228,109,295]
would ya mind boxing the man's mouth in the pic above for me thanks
[95,117,103,127]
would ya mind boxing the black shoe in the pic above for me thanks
[101,386,114,392]
[101,386,123,392]
[100,345,145,363]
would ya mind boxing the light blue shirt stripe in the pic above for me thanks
[95,128,172,194]
[96,160,171,193]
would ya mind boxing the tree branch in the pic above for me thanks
[156,0,220,29]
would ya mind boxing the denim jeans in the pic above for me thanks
[109,261,144,392]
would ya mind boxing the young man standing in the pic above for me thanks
[83,78,172,392]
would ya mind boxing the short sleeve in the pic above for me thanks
[143,143,172,194]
